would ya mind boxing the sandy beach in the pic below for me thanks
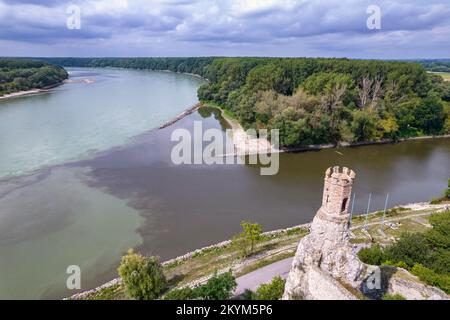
[0,88,46,100]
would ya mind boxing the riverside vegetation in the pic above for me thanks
[0,58,68,96]
[73,199,449,300]
[41,57,450,148]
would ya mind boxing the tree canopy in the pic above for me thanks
[0,58,68,96]
[37,57,450,147]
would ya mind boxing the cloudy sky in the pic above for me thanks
[0,0,449,58]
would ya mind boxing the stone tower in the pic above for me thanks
[283,166,364,300]
[320,166,356,218]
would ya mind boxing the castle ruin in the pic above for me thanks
[283,166,365,300]
[283,166,449,300]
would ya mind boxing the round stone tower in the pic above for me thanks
[283,166,363,300]
[320,166,356,218]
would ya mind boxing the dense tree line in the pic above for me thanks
[418,60,450,73]
[0,58,68,96]
[39,57,450,147]
[197,58,450,147]
[39,57,215,77]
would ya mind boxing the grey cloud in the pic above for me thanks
[0,0,449,58]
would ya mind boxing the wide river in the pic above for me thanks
[0,68,449,299]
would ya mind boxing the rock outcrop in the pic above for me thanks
[283,166,449,300]
[283,166,366,299]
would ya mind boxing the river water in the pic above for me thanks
[0,68,448,299]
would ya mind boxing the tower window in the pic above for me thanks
[341,198,348,212]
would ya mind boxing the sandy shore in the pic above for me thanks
[0,88,47,100]
[213,106,278,156]
[0,81,68,101]
[63,78,95,84]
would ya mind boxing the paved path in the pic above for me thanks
[234,257,293,295]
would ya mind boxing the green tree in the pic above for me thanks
[232,221,263,257]
[117,249,166,300]
[253,276,286,300]
[413,96,445,134]
[194,271,237,300]
[445,179,450,198]
[350,109,379,141]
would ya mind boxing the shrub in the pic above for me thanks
[411,264,450,294]
[358,245,384,265]
[163,287,196,300]
[425,211,450,250]
[117,249,166,300]
[194,271,237,300]
[381,260,409,269]
[382,294,406,300]
[445,179,450,198]
[253,276,286,300]
[242,289,256,300]
[383,233,431,269]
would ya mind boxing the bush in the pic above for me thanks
[117,249,166,300]
[382,260,409,269]
[253,276,286,300]
[357,211,450,293]
[194,271,237,300]
[445,179,450,198]
[411,264,450,294]
[383,233,431,269]
[242,289,256,300]
[358,245,384,265]
[163,287,196,300]
[382,294,406,300]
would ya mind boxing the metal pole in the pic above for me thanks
[349,192,356,226]
[381,193,389,231]
[364,193,371,231]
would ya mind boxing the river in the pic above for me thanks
[0,68,448,299]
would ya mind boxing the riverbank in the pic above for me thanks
[281,134,450,153]
[0,81,65,101]
[69,201,449,300]
[201,103,278,155]
[199,102,450,155]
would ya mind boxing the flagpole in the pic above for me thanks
[364,193,371,231]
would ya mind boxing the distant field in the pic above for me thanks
[429,71,450,81]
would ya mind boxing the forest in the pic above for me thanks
[41,57,450,147]
[0,59,68,96]
[418,60,450,73]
